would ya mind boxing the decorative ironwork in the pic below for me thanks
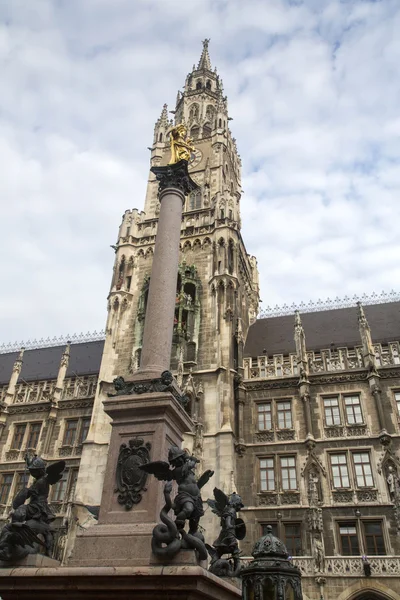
[0,331,105,354]
[115,438,152,510]
[259,290,400,319]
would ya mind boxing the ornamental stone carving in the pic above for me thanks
[258,493,278,506]
[277,429,295,441]
[255,431,274,443]
[332,490,353,503]
[280,492,300,505]
[356,489,378,502]
[115,438,151,510]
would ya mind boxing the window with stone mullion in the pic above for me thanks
[12,424,26,449]
[339,523,360,556]
[344,395,363,424]
[0,474,14,505]
[280,456,297,491]
[363,521,385,555]
[277,401,292,429]
[352,452,374,488]
[63,420,78,446]
[331,454,350,488]
[26,422,42,450]
[395,392,400,418]
[260,458,275,492]
[323,396,341,426]
[257,403,272,431]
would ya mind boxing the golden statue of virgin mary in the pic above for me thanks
[168,124,195,164]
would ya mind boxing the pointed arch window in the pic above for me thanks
[196,81,202,90]
[190,126,200,141]
[159,133,163,142]
[202,123,212,138]
[206,80,211,90]
[189,189,202,211]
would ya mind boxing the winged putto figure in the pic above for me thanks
[206,488,246,577]
[0,455,65,563]
[140,446,214,560]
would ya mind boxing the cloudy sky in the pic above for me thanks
[1,0,400,345]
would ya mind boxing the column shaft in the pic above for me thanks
[140,186,185,375]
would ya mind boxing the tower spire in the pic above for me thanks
[197,39,212,71]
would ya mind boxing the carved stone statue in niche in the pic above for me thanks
[312,534,325,573]
[386,464,400,502]
[308,469,322,506]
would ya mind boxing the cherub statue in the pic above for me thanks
[0,455,65,563]
[206,488,246,576]
[140,446,213,559]
[168,124,195,164]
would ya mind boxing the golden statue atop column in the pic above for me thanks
[168,124,195,164]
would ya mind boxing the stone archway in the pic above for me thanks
[337,581,398,600]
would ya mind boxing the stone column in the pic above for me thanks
[138,160,197,378]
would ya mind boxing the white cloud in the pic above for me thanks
[0,0,400,342]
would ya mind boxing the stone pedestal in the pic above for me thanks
[69,390,193,567]
[0,565,241,600]
[0,554,60,569]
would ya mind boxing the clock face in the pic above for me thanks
[189,149,202,169]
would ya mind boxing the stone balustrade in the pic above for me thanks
[244,341,400,380]
[240,556,400,577]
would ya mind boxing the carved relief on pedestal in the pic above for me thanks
[114,438,152,510]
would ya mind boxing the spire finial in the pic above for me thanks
[197,38,212,71]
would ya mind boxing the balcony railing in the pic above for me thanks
[240,556,400,577]
[244,342,400,380]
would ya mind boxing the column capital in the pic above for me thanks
[151,159,198,198]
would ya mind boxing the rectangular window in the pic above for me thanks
[363,521,386,555]
[344,395,363,424]
[395,392,400,418]
[0,474,14,504]
[353,452,374,487]
[16,472,29,490]
[78,418,91,444]
[12,424,26,449]
[277,401,292,429]
[331,454,350,488]
[260,458,275,491]
[261,523,278,537]
[284,523,302,556]
[63,420,78,446]
[52,470,68,502]
[339,523,360,555]
[258,404,272,431]
[323,397,341,426]
[280,456,297,490]
[26,423,42,450]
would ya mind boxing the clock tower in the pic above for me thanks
[76,41,259,529]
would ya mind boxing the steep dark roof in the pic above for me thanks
[244,302,400,358]
[0,341,105,386]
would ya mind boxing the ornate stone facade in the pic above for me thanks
[0,42,399,600]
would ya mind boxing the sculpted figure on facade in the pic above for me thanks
[0,455,65,562]
[313,534,325,573]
